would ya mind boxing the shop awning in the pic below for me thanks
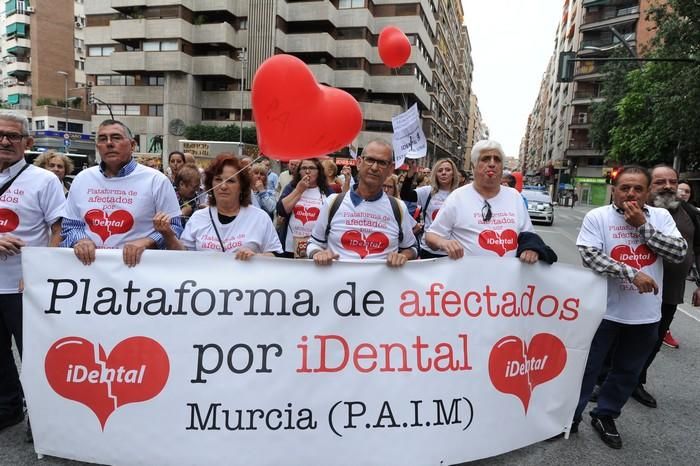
[7,93,20,104]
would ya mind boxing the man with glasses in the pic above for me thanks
[61,119,182,267]
[425,140,541,262]
[307,139,417,266]
[0,111,65,433]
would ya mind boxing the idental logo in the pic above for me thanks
[45,336,169,429]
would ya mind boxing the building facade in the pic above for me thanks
[84,0,474,165]
[1,0,93,156]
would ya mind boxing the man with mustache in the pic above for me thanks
[631,164,700,408]
[572,165,687,449]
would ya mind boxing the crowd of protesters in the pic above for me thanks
[1,110,699,455]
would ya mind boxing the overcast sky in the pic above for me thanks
[462,0,562,158]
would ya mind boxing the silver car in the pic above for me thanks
[521,189,554,226]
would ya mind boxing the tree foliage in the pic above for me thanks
[184,124,258,145]
[591,0,700,168]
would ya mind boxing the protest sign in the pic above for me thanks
[392,104,427,168]
[22,248,605,465]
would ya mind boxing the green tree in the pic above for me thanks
[184,124,258,145]
[597,0,700,167]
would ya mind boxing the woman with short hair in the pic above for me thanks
[249,162,276,219]
[33,150,74,195]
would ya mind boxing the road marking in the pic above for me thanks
[677,304,700,323]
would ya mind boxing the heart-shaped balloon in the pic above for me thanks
[378,26,411,68]
[252,54,363,160]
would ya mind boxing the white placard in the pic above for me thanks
[392,104,427,168]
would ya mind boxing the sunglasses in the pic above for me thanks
[481,200,492,222]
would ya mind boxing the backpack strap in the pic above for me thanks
[325,192,346,240]
[388,195,404,243]
[421,192,433,225]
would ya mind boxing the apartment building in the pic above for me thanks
[465,92,487,168]
[84,0,474,164]
[0,0,93,156]
[523,0,654,205]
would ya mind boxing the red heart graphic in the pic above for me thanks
[293,205,320,225]
[84,209,134,242]
[340,230,389,259]
[0,208,19,233]
[610,244,656,269]
[431,208,440,221]
[44,336,169,429]
[488,334,567,413]
[252,54,363,160]
[478,229,518,256]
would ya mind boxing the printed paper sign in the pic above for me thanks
[392,103,427,168]
[22,248,606,465]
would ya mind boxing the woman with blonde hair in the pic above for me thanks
[321,159,350,193]
[33,150,74,195]
[249,162,276,219]
[400,158,461,258]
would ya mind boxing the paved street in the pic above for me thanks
[2,204,699,465]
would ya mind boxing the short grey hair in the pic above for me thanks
[471,140,506,166]
[98,119,134,139]
[0,111,30,135]
[362,139,394,159]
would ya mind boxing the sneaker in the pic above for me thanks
[662,330,679,349]
[590,413,622,449]
[631,384,657,408]
[0,407,24,432]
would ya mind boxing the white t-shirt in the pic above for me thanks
[181,205,282,254]
[415,185,450,254]
[308,192,416,260]
[0,162,65,293]
[427,184,533,257]
[576,204,680,324]
[63,164,180,248]
[285,187,326,252]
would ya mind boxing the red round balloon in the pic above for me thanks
[251,54,363,161]
[512,172,524,192]
[378,26,411,68]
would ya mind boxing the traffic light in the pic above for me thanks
[557,51,576,83]
[606,167,620,184]
[87,84,95,104]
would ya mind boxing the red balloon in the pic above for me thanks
[378,26,411,68]
[251,54,363,161]
[512,172,524,192]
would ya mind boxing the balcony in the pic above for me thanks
[110,51,192,73]
[566,141,604,157]
[5,58,30,79]
[580,32,636,53]
[581,5,639,31]
[5,37,31,56]
[573,61,604,81]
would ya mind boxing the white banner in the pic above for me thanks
[21,248,606,465]
[392,103,427,168]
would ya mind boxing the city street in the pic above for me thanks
[2,205,699,465]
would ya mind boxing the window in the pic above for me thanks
[35,120,45,130]
[143,40,178,52]
[339,0,364,8]
[68,122,83,133]
[146,75,165,86]
[96,75,111,86]
[125,105,140,115]
[88,46,115,57]
[238,18,247,30]
[148,105,163,116]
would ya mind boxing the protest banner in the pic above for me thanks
[21,248,605,465]
[391,104,427,168]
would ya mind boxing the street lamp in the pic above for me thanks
[56,70,69,152]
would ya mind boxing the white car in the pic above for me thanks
[521,189,554,226]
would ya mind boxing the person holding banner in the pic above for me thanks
[424,140,555,263]
[307,139,417,266]
[155,154,282,259]
[61,120,183,267]
[573,165,687,449]
[400,158,460,258]
[0,111,65,432]
[277,158,334,258]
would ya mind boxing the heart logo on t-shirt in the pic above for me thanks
[0,208,19,233]
[341,230,389,258]
[293,206,320,225]
[610,244,657,269]
[84,209,134,242]
[44,336,170,429]
[478,229,518,256]
[488,333,567,413]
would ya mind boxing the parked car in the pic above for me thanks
[521,189,554,226]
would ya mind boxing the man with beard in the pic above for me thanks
[631,164,700,408]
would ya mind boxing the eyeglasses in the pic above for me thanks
[481,200,492,222]
[96,134,126,144]
[0,133,26,143]
[362,156,391,169]
[300,166,318,171]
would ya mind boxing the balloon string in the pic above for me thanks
[392,68,409,111]
[177,154,264,211]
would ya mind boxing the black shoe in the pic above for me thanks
[0,408,24,432]
[590,385,601,403]
[631,385,657,408]
[590,413,622,449]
